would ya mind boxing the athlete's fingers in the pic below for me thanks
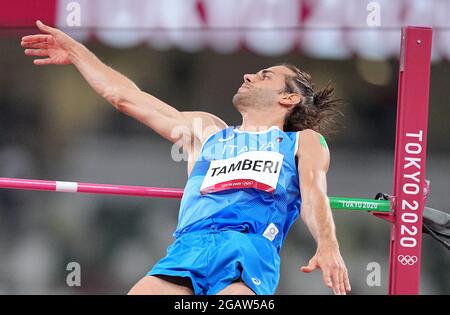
[21,41,48,49]
[21,39,50,49]
[300,259,318,273]
[344,268,351,292]
[25,49,49,57]
[300,266,314,273]
[334,265,344,295]
[331,269,341,295]
[322,271,333,289]
[33,58,53,66]
[300,264,317,273]
[36,20,59,35]
[338,267,346,295]
[21,34,52,44]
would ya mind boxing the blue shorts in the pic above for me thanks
[147,226,280,295]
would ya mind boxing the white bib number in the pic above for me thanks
[200,151,284,194]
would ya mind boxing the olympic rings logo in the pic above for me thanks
[397,255,418,266]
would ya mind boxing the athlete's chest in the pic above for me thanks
[201,128,292,161]
[196,128,298,194]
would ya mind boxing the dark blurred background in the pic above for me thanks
[0,0,449,294]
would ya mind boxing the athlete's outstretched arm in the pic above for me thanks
[296,129,351,295]
[20,21,226,145]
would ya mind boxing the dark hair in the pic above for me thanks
[280,63,343,136]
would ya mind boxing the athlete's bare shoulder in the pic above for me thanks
[297,129,330,171]
[297,129,329,150]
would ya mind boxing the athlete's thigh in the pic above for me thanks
[128,275,194,295]
[216,280,256,295]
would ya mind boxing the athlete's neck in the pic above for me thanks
[238,108,285,132]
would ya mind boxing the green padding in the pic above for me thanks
[319,134,328,149]
[330,197,390,212]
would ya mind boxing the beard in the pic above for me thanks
[232,86,278,111]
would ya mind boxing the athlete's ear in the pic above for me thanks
[279,93,301,108]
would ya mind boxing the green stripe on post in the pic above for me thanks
[329,197,390,212]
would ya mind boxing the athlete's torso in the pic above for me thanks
[174,126,301,252]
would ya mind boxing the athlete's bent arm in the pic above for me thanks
[21,20,226,145]
[296,129,351,295]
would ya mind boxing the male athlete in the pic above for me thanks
[21,21,351,295]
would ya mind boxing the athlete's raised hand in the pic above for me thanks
[21,20,78,65]
[301,245,351,295]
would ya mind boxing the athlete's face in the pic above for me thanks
[232,66,299,111]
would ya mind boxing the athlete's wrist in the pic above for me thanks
[317,238,339,251]
[68,42,89,65]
